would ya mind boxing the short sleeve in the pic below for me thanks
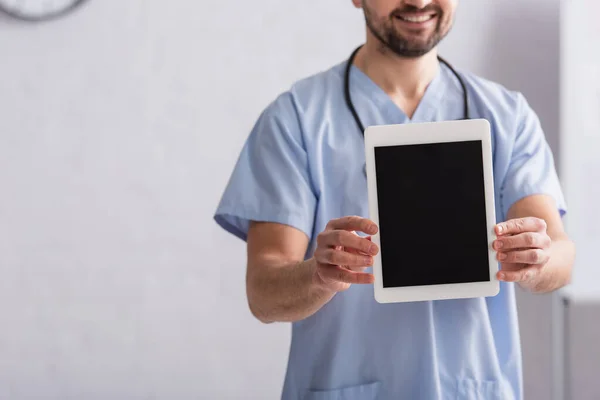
[213,93,317,241]
[500,93,567,218]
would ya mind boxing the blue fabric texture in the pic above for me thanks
[214,60,566,400]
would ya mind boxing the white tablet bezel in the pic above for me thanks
[364,119,500,304]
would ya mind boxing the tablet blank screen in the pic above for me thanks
[374,140,490,288]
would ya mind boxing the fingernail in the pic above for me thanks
[369,244,378,255]
[525,271,533,280]
[364,256,373,264]
[495,240,504,249]
[498,272,505,280]
[497,225,503,233]
[497,252,507,261]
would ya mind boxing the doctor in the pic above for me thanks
[214,0,576,399]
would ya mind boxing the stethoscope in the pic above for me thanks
[343,45,470,137]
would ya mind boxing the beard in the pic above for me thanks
[363,3,451,58]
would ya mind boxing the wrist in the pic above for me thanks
[517,266,559,293]
[518,279,541,293]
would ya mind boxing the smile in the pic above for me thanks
[395,14,436,23]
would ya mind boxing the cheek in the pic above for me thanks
[438,6,456,30]
[438,0,457,17]
[369,0,397,17]
[442,0,459,8]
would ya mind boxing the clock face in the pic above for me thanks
[0,0,88,21]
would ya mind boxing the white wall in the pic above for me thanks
[0,1,362,399]
[0,1,560,399]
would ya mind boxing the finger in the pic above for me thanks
[347,236,374,256]
[347,248,372,256]
[315,248,374,267]
[497,266,540,282]
[493,232,551,251]
[495,217,547,236]
[496,249,549,265]
[317,231,378,255]
[318,265,374,284]
[326,216,378,235]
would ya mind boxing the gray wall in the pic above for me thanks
[559,0,600,398]
[0,0,587,399]
[569,304,600,400]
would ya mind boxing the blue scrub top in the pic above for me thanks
[214,60,566,400]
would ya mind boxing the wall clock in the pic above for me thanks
[0,0,89,22]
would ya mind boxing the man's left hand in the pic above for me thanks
[493,217,551,284]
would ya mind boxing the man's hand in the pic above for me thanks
[313,216,379,292]
[493,217,551,284]
[245,216,380,323]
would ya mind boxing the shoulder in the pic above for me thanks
[458,70,528,114]
[290,62,346,98]
[263,62,345,117]
[455,69,538,140]
[247,62,344,145]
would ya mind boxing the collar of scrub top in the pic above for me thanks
[342,45,470,176]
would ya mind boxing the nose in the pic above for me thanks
[403,0,433,9]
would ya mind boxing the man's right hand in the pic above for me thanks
[313,216,380,292]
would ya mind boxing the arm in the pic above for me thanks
[494,194,575,293]
[246,217,378,323]
[246,221,333,323]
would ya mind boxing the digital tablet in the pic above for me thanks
[364,119,500,303]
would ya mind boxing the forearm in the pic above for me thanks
[246,257,335,323]
[520,234,575,293]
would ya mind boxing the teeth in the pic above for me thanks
[399,15,434,23]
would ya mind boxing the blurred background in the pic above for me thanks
[0,0,598,399]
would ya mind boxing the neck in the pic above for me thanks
[353,38,439,116]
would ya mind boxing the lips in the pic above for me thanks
[396,14,436,23]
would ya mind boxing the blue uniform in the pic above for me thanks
[214,60,566,400]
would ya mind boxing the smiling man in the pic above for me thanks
[214,1,575,399]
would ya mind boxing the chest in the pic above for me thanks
[305,116,506,236]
